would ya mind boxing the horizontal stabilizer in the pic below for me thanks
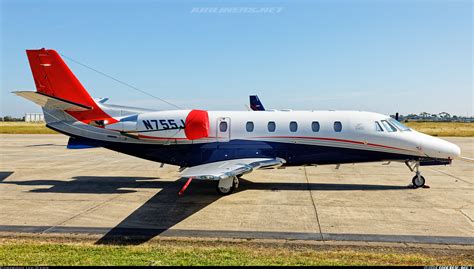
[13,91,92,111]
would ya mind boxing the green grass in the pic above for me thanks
[0,122,57,134]
[405,121,474,137]
[0,240,472,266]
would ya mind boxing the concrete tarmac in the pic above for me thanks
[0,134,472,246]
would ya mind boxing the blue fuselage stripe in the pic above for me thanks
[93,139,416,167]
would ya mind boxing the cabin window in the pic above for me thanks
[267,121,276,132]
[381,120,397,132]
[312,121,320,132]
[334,121,342,132]
[289,121,298,132]
[219,121,228,132]
[375,121,384,132]
[246,121,254,132]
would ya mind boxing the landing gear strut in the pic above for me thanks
[216,176,239,195]
[405,160,426,188]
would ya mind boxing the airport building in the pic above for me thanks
[25,113,44,122]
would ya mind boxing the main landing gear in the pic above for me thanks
[405,160,426,188]
[216,176,240,195]
[178,175,241,196]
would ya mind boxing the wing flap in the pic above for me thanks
[181,158,285,180]
[13,91,92,111]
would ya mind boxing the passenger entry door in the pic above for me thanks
[217,117,231,142]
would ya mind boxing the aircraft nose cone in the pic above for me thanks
[448,142,461,158]
[421,135,461,159]
[439,140,461,159]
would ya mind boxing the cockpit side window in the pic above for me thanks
[375,121,383,132]
[381,120,397,132]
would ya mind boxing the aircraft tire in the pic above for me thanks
[216,184,235,195]
[412,175,425,188]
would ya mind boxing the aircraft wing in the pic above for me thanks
[181,158,285,180]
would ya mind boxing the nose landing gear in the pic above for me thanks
[405,160,426,188]
[412,174,426,188]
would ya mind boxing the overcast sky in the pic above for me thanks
[1,0,472,117]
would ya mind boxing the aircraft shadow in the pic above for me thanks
[1,175,410,245]
[237,179,410,191]
[0,172,14,182]
[4,176,160,194]
[96,178,220,245]
[25,143,66,147]
[1,176,410,193]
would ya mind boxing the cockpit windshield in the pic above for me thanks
[381,120,397,132]
[387,118,411,131]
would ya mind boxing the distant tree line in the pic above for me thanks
[390,112,474,122]
[0,116,25,122]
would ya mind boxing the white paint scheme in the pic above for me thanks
[103,109,460,160]
[417,131,461,159]
[16,48,463,195]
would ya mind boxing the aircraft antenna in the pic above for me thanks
[61,54,183,110]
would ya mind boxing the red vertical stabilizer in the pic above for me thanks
[26,48,117,124]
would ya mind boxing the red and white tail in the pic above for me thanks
[17,48,116,124]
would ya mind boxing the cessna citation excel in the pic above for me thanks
[15,49,461,195]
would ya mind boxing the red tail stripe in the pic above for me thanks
[26,49,117,124]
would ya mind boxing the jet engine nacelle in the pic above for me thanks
[137,110,189,137]
[106,109,210,140]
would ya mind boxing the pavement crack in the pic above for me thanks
[41,180,156,234]
[303,166,324,242]
[41,194,123,234]
[459,210,473,223]
[427,168,473,185]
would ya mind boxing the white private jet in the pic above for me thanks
[15,48,461,195]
